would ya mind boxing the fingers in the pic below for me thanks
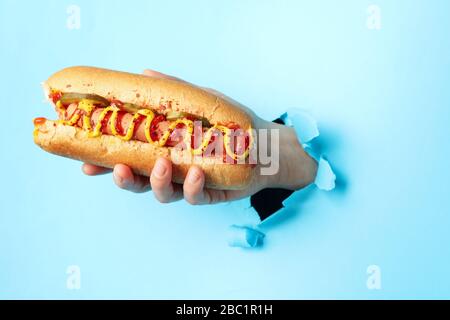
[83,160,238,204]
[183,166,233,205]
[82,163,112,176]
[150,158,183,203]
[183,166,254,204]
[150,159,230,205]
[83,163,150,193]
[113,164,151,193]
[182,166,211,205]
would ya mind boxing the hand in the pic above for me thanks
[82,70,318,204]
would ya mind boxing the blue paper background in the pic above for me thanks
[1,0,449,299]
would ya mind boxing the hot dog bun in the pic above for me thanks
[34,66,256,190]
[44,66,252,129]
[34,120,254,189]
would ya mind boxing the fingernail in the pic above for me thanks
[114,172,125,186]
[113,173,122,185]
[187,169,201,184]
[113,170,131,188]
[153,161,167,178]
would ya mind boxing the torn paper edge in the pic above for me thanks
[281,109,319,144]
[229,109,335,248]
[227,225,265,248]
[282,109,336,191]
[314,157,336,191]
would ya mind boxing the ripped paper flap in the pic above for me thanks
[227,225,265,248]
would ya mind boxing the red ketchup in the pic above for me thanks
[110,99,124,107]
[150,114,166,142]
[34,117,47,125]
[49,92,62,103]
[115,111,127,135]
[166,122,187,147]
[100,112,112,133]
[133,114,146,138]
[225,123,247,162]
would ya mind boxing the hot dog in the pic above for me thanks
[33,66,256,190]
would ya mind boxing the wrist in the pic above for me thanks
[265,122,317,190]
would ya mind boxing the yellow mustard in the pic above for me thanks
[62,99,252,160]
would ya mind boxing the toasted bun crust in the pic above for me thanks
[44,66,253,129]
[34,121,255,190]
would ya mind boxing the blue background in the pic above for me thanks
[1,0,449,299]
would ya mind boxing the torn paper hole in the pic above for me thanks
[245,108,337,246]
[315,157,336,191]
[280,109,319,144]
[304,147,336,191]
[281,109,336,192]
[227,225,265,248]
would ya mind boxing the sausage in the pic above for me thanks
[63,103,188,146]
[61,104,248,154]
